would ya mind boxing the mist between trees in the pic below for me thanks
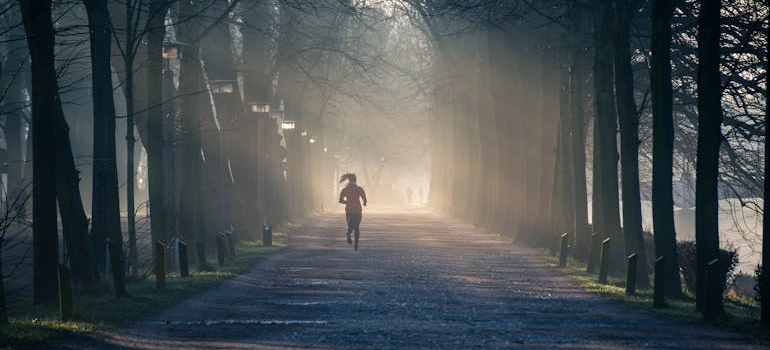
[0,0,768,324]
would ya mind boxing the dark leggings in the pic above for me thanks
[346,212,362,239]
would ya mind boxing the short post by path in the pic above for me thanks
[177,239,189,278]
[196,242,208,270]
[626,253,638,295]
[155,241,166,289]
[108,241,125,298]
[226,231,236,256]
[58,264,73,321]
[703,258,721,320]
[653,256,665,307]
[217,233,226,266]
[263,224,272,247]
[559,232,569,268]
[587,232,601,272]
[598,238,611,284]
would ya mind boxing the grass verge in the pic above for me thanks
[0,232,287,349]
[544,253,770,344]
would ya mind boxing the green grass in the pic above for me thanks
[544,253,770,344]
[0,232,287,349]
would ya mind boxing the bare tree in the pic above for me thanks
[18,0,59,304]
[695,0,724,320]
[592,0,622,264]
[0,182,31,324]
[650,0,681,298]
[145,0,168,266]
[761,0,770,325]
[615,0,649,288]
[83,0,123,283]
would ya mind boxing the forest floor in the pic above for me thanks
[45,207,765,349]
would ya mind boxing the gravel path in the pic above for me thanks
[51,208,764,349]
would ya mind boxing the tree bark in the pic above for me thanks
[19,0,59,304]
[146,0,167,256]
[650,0,681,298]
[533,44,561,247]
[761,0,770,326]
[112,0,140,276]
[54,98,98,288]
[695,0,723,319]
[200,5,242,235]
[84,0,123,279]
[2,15,28,196]
[593,0,622,267]
[486,28,510,233]
[614,0,650,288]
[568,1,590,262]
[177,2,210,256]
[476,28,498,230]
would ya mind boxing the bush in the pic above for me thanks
[677,241,738,295]
[755,265,770,304]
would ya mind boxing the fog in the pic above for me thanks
[2,1,766,285]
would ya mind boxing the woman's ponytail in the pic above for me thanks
[339,173,357,183]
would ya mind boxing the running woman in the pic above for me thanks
[339,173,367,250]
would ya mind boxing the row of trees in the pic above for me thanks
[422,0,767,322]
[2,0,769,329]
[1,0,389,314]
[1,0,442,321]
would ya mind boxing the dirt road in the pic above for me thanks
[51,208,763,349]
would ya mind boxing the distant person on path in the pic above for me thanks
[339,173,367,250]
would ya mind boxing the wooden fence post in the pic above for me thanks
[177,240,189,277]
[155,241,166,289]
[704,258,721,320]
[598,238,611,284]
[587,232,600,272]
[559,233,569,267]
[58,264,73,321]
[626,253,638,295]
[654,256,665,307]
[217,233,226,267]
[263,225,272,247]
[108,241,125,298]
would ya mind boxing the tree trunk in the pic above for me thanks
[54,100,99,288]
[200,8,242,235]
[146,0,167,257]
[614,0,650,288]
[2,17,27,196]
[558,43,575,246]
[0,238,5,324]
[430,36,456,213]
[476,28,498,230]
[19,0,59,304]
[450,39,471,220]
[650,0,681,298]
[761,0,770,326]
[568,1,590,262]
[486,28,511,233]
[695,0,723,319]
[534,44,561,246]
[84,0,123,279]
[465,34,483,224]
[593,0,622,268]
[119,1,139,276]
[178,2,210,258]
[109,1,150,150]
[239,2,274,230]
[125,59,138,275]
